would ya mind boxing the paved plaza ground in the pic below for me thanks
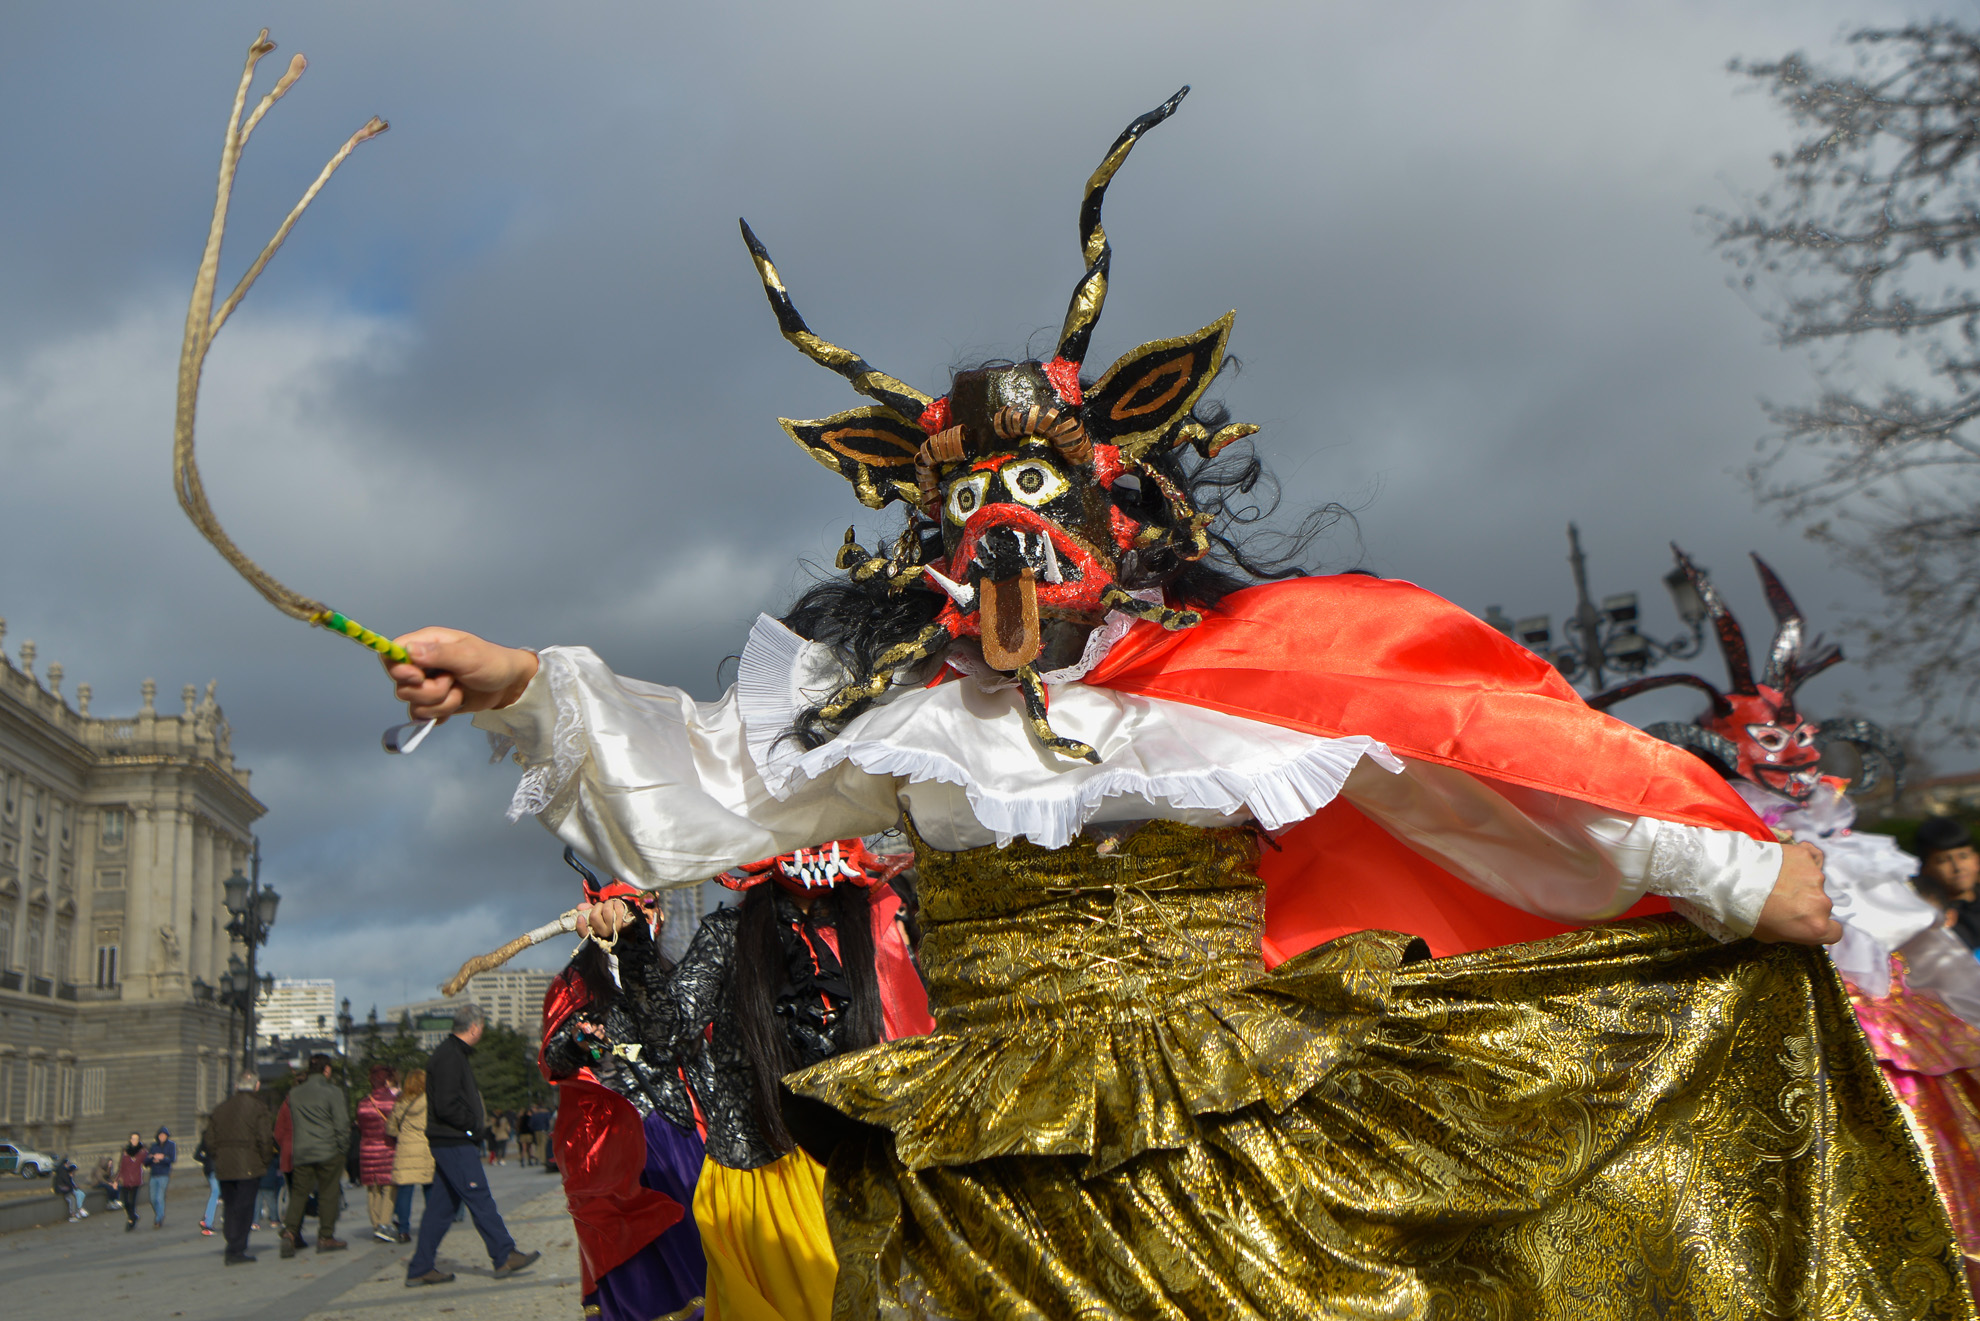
[0,1159,581,1321]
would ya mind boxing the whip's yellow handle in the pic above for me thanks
[311,610,410,665]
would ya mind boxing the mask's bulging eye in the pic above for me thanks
[945,473,992,526]
[1002,460,1070,508]
[1746,724,1790,753]
[1794,727,1815,747]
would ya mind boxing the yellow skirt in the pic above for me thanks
[693,1149,837,1321]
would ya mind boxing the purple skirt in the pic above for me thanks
[587,1111,707,1321]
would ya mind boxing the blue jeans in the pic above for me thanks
[408,1145,515,1278]
[148,1174,169,1224]
[393,1181,427,1237]
[204,1172,221,1227]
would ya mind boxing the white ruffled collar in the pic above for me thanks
[737,593,1160,794]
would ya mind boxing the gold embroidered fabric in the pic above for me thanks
[786,821,1975,1319]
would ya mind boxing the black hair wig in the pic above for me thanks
[730,883,886,1153]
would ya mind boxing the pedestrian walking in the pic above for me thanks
[280,1054,350,1257]
[195,1134,220,1235]
[54,1158,85,1221]
[145,1127,176,1228]
[255,1153,283,1229]
[486,1110,510,1166]
[202,1070,277,1265]
[405,1005,539,1288]
[515,1104,535,1166]
[116,1134,145,1230]
[356,1065,400,1241]
[387,1067,431,1242]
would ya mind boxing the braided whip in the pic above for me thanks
[172,30,403,662]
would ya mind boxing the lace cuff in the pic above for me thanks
[1646,822,1779,939]
[471,648,588,821]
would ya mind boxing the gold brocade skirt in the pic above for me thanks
[784,822,1975,1321]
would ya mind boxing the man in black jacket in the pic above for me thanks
[406,1004,540,1287]
[203,1070,277,1264]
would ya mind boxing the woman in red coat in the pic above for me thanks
[354,1065,400,1241]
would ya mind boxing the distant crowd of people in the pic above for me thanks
[53,1005,552,1287]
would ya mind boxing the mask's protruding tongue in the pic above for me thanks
[979,567,1042,670]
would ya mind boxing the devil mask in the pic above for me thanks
[721,838,908,900]
[739,87,1256,761]
[1589,547,1902,803]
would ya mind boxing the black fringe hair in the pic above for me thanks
[779,356,1354,749]
[731,882,886,1154]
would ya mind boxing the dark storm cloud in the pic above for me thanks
[0,1,1937,1014]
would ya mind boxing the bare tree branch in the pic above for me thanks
[1714,21,1980,745]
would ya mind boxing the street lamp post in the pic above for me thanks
[1484,524,1709,693]
[218,838,280,1076]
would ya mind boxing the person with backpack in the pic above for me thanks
[54,1158,84,1221]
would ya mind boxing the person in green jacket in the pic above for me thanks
[280,1054,349,1257]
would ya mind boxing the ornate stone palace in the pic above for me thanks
[0,618,265,1159]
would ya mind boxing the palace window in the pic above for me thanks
[55,1063,73,1122]
[79,1067,105,1118]
[99,808,125,849]
[26,926,41,977]
[24,1060,46,1122]
[54,923,70,982]
[0,1058,13,1121]
[94,932,118,988]
[0,913,12,969]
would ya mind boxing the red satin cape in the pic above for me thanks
[1083,575,1770,962]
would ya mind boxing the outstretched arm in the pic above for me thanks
[382,628,902,888]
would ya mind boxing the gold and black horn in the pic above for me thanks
[739,218,932,422]
[1056,85,1191,368]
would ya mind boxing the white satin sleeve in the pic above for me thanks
[472,646,904,888]
[1339,758,1782,936]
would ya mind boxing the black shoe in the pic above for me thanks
[125,1220,136,1233]
[225,1253,257,1266]
[492,1249,541,1278]
[407,1269,456,1287]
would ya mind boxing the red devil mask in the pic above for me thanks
[1590,548,1901,803]
[739,89,1258,762]
[720,838,910,898]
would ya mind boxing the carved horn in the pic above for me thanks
[993,405,1092,467]
[1587,672,1731,718]
[1055,86,1190,368]
[1672,544,1757,696]
[1815,718,1907,798]
[1749,554,1804,695]
[738,219,932,422]
[1640,722,1742,780]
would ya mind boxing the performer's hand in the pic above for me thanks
[576,898,634,940]
[1751,842,1842,945]
[384,627,538,719]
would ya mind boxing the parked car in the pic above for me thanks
[0,1141,56,1177]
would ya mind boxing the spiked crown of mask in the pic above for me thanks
[740,88,1249,762]
[719,838,910,899]
[1588,547,1902,802]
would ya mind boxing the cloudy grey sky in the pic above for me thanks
[0,1,1946,1016]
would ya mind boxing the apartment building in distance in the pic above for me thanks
[257,977,337,1047]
